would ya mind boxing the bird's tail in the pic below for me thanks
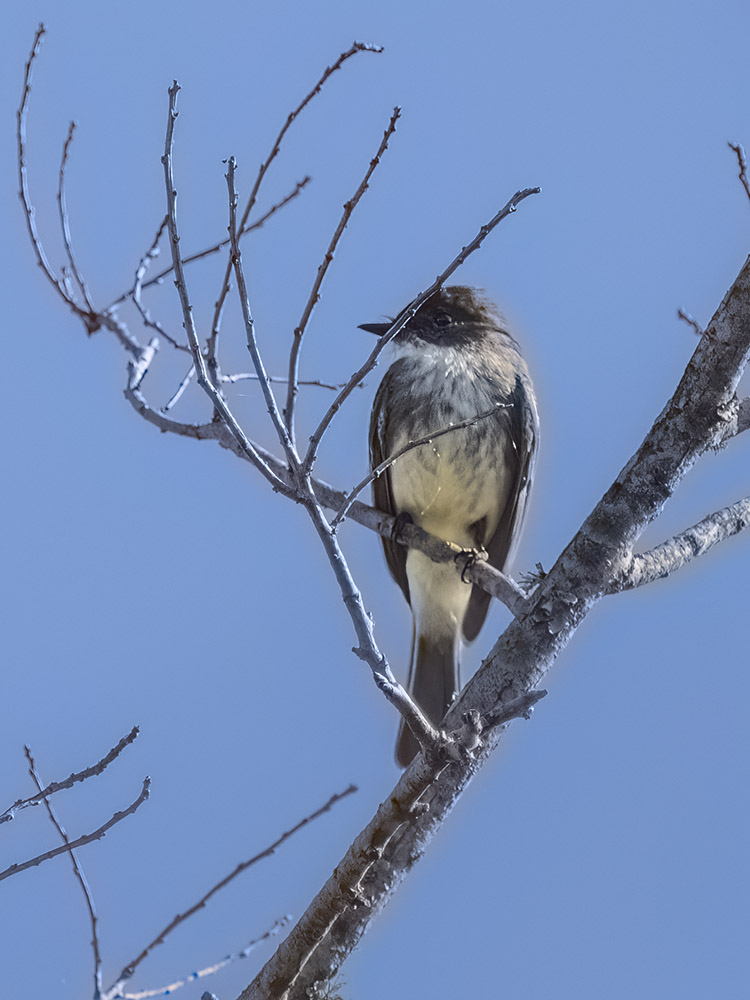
[395,629,459,768]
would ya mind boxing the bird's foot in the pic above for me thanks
[455,546,489,584]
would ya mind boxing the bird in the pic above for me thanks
[360,286,538,766]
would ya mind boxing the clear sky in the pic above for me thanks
[2,2,748,999]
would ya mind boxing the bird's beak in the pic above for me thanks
[358,322,393,337]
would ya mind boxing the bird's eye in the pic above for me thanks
[434,311,452,327]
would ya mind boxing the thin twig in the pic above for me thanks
[131,216,190,353]
[226,156,300,467]
[1,726,139,825]
[331,402,507,528]
[284,106,401,445]
[57,120,95,311]
[104,787,356,996]
[208,42,382,360]
[0,778,150,883]
[223,373,348,391]
[162,369,347,414]
[25,746,103,999]
[107,176,311,310]
[109,918,290,1000]
[728,141,750,202]
[302,186,541,477]
[17,24,95,328]
[162,363,196,412]
[161,83,295,497]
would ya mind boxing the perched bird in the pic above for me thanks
[361,286,538,766]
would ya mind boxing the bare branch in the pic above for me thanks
[108,175,311,310]
[25,747,103,1000]
[0,778,150,883]
[301,185,541,477]
[162,368,346,415]
[126,377,228,441]
[728,141,750,202]
[131,215,190,353]
[223,372,348,391]
[57,120,95,312]
[18,25,90,323]
[161,82,295,497]
[104,787,356,997]
[209,41,383,364]
[99,310,147,359]
[608,496,750,592]
[331,402,507,529]
[162,363,195,412]
[109,918,289,1000]
[128,336,159,392]
[677,306,704,336]
[284,106,401,445]
[1,725,139,825]
[226,155,300,468]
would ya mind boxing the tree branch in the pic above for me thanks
[1,725,139,825]
[25,747,103,999]
[226,155,301,468]
[108,175,311,310]
[56,120,95,312]
[284,106,401,445]
[208,42,383,364]
[103,787,356,998]
[608,496,750,592]
[161,82,296,498]
[0,778,150,883]
[111,918,289,1000]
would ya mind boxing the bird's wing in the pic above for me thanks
[463,372,538,641]
[369,368,411,605]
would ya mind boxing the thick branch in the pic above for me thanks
[608,496,750,592]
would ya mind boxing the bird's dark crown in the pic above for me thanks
[359,286,508,347]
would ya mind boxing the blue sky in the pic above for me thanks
[2,2,748,998]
